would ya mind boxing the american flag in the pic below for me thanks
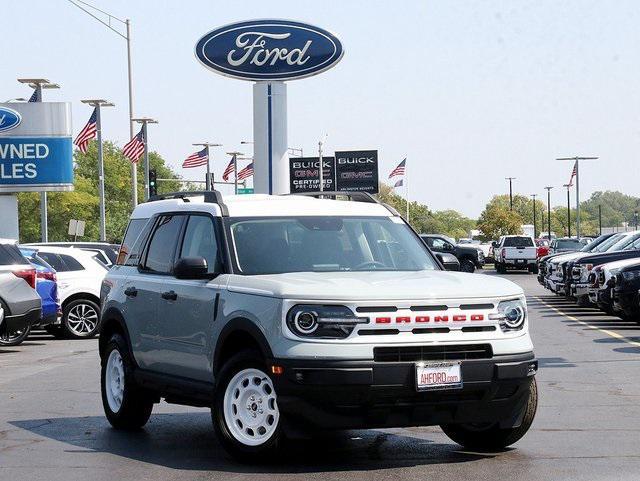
[182,147,208,168]
[222,156,235,181]
[74,108,97,153]
[393,179,403,188]
[389,158,406,178]
[122,127,145,163]
[237,162,254,180]
[568,161,577,186]
[28,88,40,103]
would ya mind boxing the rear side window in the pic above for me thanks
[38,253,67,272]
[59,254,85,271]
[117,218,150,265]
[503,237,534,247]
[142,215,185,274]
[179,215,222,274]
[0,244,28,265]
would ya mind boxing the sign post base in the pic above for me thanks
[0,194,20,240]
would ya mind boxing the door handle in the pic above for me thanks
[161,290,177,301]
[124,287,138,297]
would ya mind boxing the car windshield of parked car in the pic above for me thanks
[607,234,638,252]
[227,216,439,275]
[555,239,583,250]
[589,234,623,252]
[503,237,534,247]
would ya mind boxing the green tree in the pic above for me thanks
[18,141,181,243]
[582,191,640,230]
[477,205,523,240]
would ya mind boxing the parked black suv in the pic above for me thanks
[612,261,640,322]
[420,234,484,273]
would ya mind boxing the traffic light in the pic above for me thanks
[149,169,157,197]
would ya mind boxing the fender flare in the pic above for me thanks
[213,318,274,373]
[99,307,136,363]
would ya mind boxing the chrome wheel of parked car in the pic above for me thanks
[223,368,280,447]
[105,349,125,413]
[0,324,31,347]
[62,299,100,338]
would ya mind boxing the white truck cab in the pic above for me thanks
[493,235,538,274]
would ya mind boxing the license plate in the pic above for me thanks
[416,362,463,391]
[517,259,525,264]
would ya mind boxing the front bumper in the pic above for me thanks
[272,352,537,431]
[571,282,589,299]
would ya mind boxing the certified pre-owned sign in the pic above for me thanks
[195,19,344,81]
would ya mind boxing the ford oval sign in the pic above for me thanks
[195,19,344,81]
[0,107,22,133]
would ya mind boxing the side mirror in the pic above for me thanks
[436,253,460,271]
[173,256,210,279]
[492,241,498,248]
[443,243,453,251]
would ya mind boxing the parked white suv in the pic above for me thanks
[99,191,538,460]
[34,246,107,338]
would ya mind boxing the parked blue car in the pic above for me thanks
[20,248,60,328]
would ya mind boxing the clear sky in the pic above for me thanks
[3,0,640,216]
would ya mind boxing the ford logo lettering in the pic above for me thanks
[0,107,22,133]
[195,19,344,81]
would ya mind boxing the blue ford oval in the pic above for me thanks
[0,107,22,133]
[195,19,344,81]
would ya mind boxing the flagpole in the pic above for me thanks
[405,159,409,222]
[82,100,115,241]
[193,143,222,190]
[132,117,158,201]
[234,154,238,194]
[557,155,598,239]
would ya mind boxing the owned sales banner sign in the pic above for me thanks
[335,150,378,193]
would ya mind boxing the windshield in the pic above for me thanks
[591,234,624,252]
[606,234,637,252]
[226,216,439,275]
[555,239,583,250]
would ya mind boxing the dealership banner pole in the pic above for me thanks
[193,142,222,190]
[132,117,157,202]
[96,105,106,241]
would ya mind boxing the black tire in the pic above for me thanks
[441,378,538,451]
[61,298,101,339]
[212,350,284,461]
[529,264,539,274]
[45,325,65,339]
[101,333,153,430]
[0,324,31,346]
[460,259,476,273]
[497,263,506,274]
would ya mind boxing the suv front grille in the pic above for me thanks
[373,344,493,363]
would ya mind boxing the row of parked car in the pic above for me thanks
[538,231,640,324]
[0,240,118,346]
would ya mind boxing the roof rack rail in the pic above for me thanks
[148,190,229,216]
[287,191,379,204]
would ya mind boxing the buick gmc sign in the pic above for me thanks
[195,19,344,81]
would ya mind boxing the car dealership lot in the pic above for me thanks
[1,271,639,481]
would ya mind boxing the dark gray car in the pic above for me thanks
[0,240,42,346]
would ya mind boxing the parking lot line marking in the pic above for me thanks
[533,296,640,348]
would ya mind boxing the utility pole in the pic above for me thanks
[563,184,572,237]
[132,118,158,201]
[227,152,243,194]
[545,186,553,240]
[598,204,602,235]
[18,78,60,242]
[67,1,137,208]
[505,177,516,210]
[81,99,114,241]
[556,156,598,238]
[192,142,222,189]
[531,194,537,238]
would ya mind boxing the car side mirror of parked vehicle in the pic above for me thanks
[173,257,211,279]
[491,241,498,248]
[436,253,460,271]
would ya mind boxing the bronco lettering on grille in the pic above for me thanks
[375,314,485,324]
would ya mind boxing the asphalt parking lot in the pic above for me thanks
[1,270,639,481]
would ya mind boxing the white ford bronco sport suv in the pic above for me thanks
[99,191,537,460]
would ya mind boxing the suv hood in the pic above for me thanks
[227,271,522,301]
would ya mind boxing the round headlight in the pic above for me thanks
[504,305,525,328]
[293,310,318,334]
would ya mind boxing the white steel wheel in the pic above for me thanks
[66,302,99,336]
[223,368,279,447]
[105,349,125,413]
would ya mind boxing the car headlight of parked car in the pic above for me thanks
[489,299,527,332]
[286,304,368,339]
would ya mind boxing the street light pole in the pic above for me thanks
[81,99,114,241]
[545,186,553,240]
[132,118,158,201]
[556,156,598,238]
[563,184,571,237]
[193,143,222,189]
[505,177,516,210]
[18,78,60,243]
[67,1,137,208]
[531,194,537,238]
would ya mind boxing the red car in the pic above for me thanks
[535,239,550,258]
